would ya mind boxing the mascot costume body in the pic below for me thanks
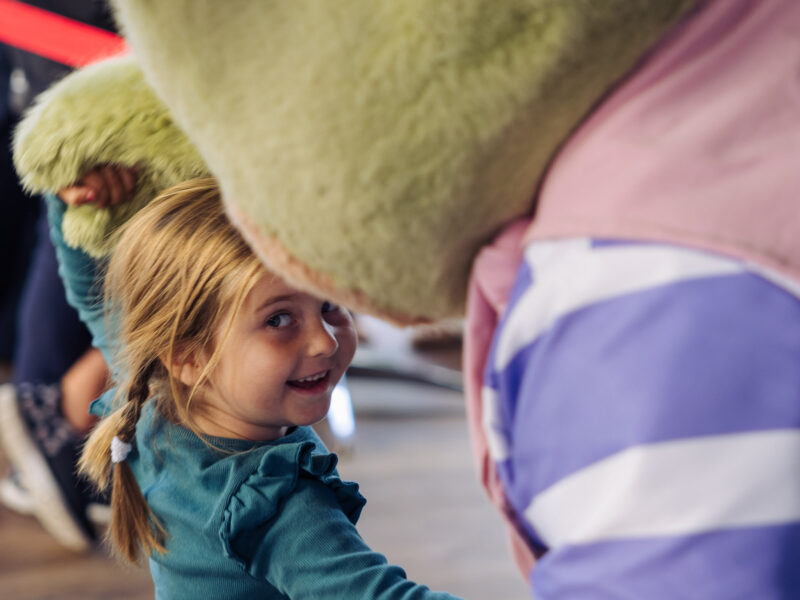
[14,0,800,596]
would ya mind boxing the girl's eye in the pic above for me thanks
[321,301,337,314]
[265,313,292,328]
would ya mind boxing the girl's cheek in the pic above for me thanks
[340,328,358,359]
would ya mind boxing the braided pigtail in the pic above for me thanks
[79,361,166,563]
[80,178,265,563]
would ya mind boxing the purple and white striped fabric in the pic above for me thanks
[484,238,800,598]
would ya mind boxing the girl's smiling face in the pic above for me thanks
[187,272,356,441]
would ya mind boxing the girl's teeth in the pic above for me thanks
[297,372,324,383]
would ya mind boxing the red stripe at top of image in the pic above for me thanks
[0,0,127,67]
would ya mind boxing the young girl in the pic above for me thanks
[49,171,460,599]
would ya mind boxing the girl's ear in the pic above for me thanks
[159,349,205,388]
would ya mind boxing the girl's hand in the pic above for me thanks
[58,164,138,209]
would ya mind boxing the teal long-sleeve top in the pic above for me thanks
[44,195,112,364]
[48,195,461,599]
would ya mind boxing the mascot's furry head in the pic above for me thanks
[14,0,696,325]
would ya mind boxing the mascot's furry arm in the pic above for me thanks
[14,0,695,325]
[13,56,209,256]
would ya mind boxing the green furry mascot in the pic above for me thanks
[15,0,693,324]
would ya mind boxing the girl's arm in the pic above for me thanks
[44,193,111,364]
[45,165,137,365]
[231,477,463,600]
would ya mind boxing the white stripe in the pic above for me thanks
[481,386,509,461]
[525,429,800,549]
[494,239,744,371]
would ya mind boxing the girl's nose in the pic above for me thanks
[307,318,339,358]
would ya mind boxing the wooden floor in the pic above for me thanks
[0,322,529,599]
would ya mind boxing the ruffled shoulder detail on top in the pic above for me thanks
[220,432,365,566]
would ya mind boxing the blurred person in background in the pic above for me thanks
[0,43,38,380]
[0,0,117,552]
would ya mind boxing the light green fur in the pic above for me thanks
[16,1,695,319]
[13,56,208,256]
[112,0,695,320]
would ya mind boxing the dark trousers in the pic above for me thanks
[12,205,91,385]
[0,115,38,361]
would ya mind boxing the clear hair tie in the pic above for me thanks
[111,435,133,463]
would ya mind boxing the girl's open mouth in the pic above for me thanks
[287,370,330,393]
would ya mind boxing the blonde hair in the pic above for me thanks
[79,177,264,563]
